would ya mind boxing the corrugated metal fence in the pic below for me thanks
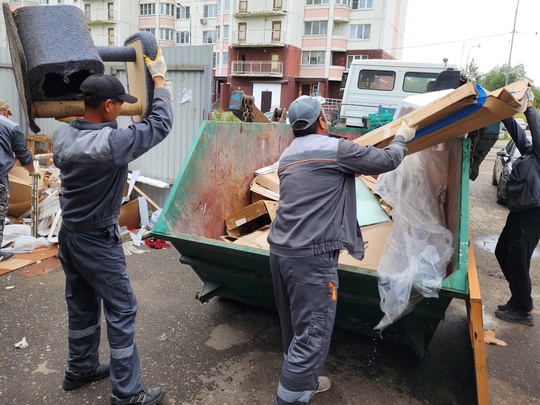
[0,45,213,207]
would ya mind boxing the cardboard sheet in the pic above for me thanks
[354,78,531,154]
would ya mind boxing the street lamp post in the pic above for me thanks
[505,0,520,85]
[465,44,481,71]
[177,3,192,45]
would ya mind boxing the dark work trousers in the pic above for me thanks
[270,251,339,405]
[495,208,540,312]
[58,224,143,398]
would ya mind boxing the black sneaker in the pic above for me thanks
[0,251,14,261]
[497,300,513,311]
[62,362,110,391]
[111,387,165,405]
[495,308,534,326]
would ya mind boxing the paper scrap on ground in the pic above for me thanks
[484,330,507,346]
[14,337,28,349]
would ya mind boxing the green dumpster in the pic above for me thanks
[152,121,471,357]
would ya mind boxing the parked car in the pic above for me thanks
[492,137,530,205]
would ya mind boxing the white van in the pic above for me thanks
[340,59,457,128]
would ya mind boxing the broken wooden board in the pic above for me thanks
[0,246,59,276]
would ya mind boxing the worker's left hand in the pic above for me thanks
[526,88,535,104]
[396,119,418,143]
[144,47,167,79]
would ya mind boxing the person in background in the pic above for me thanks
[495,88,539,327]
[53,49,172,405]
[0,99,39,262]
[267,95,416,405]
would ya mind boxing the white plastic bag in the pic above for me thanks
[373,146,454,331]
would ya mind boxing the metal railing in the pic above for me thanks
[230,60,283,76]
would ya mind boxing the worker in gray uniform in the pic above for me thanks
[52,49,172,405]
[268,95,416,405]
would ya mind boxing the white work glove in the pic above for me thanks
[526,88,535,104]
[144,47,167,79]
[396,119,418,143]
[29,166,41,179]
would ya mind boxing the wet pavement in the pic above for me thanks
[1,139,539,405]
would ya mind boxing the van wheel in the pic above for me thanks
[491,167,498,186]
[496,178,506,205]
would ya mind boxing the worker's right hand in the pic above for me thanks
[396,119,418,143]
[29,166,41,179]
[144,47,167,79]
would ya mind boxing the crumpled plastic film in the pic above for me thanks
[373,146,454,331]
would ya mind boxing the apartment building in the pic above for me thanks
[152,0,408,111]
[3,0,139,47]
[1,0,408,112]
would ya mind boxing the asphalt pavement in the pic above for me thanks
[0,139,539,405]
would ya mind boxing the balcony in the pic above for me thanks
[233,0,287,17]
[85,9,117,24]
[230,60,284,77]
[231,29,285,47]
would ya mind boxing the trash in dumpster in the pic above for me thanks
[225,200,278,238]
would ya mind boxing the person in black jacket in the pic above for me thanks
[495,88,539,326]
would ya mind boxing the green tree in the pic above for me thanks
[478,63,526,91]
[464,58,481,83]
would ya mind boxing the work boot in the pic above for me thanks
[315,376,331,394]
[0,251,14,261]
[62,361,110,391]
[495,308,534,326]
[111,387,165,405]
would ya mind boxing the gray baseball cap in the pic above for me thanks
[288,96,322,130]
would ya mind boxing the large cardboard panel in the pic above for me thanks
[354,78,531,154]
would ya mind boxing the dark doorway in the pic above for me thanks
[261,91,272,113]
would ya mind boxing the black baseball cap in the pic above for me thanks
[80,74,138,103]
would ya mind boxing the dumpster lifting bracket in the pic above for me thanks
[196,281,224,303]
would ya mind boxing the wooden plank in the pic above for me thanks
[467,238,489,405]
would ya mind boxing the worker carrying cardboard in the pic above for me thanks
[267,95,416,405]
[52,49,172,405]
[0,99,40,262]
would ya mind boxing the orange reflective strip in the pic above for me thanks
[328,281,337,301]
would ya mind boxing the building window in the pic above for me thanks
[141,28,156,35]
[159,28,175,41]
[223,24,229,39]
[140,3,156,16]
[350,24,371,40]
[301,51,325,65]
[304,21,327,36]
[108,28,115,46]
[213,53,219,68]
[306,0,329,4]
[335,0,350,5]
[108,2,114,21]
[224,0,230,11]
[39,0,49,4]
[84,3,91,20]
[176,31,190,44]
[346,54,368,68]
[203,30,217,44]
[176,5,190,19]
[160,3,175,16]
[204,4,217,18]
[222,51,228,66]
[352,0,372,9]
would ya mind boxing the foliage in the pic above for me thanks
[212,109,240,122]
[464,58,482,83]
[477,63,526,91]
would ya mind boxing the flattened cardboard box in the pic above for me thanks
[8,166,46,217]
[354,78,531,154]
[225,200,278,238]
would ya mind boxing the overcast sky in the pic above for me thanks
[401,0,540,85]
